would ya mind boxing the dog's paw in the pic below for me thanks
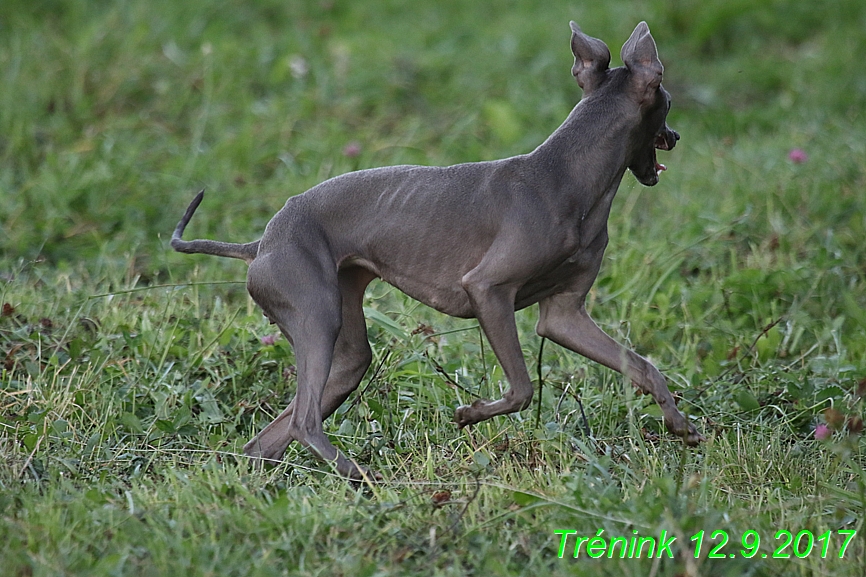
[454,406,472,428]
[454,402,484,428]
[347,465,383,484]
[242,439,287,463]
[664,414,705,446]
[682,423,706,446]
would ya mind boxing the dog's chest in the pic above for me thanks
[514,234,607,308]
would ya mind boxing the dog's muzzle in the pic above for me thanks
[654,126,680,151]
[652,126,679,175]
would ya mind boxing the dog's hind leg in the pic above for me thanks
[318,268,375,417]
[536,293,705,445]
[244,267,375,465]
[247,254,346,475]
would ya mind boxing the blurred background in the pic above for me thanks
[1,0,863,274]
[2,5,865,574]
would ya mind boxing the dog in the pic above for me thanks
[172,21,703,480]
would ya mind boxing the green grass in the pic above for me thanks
[2,0,866,575]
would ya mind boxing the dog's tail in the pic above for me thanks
[171,190,260,264]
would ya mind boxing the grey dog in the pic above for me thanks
[172,21,703,479]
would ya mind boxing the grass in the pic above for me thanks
[2,0,866,575]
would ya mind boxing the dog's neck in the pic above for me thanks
[523,94,639,246]
[531,95,637,198]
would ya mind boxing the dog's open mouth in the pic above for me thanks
[653,133,671,175]
[630,126,678,186]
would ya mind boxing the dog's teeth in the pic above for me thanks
[656,163,667,175]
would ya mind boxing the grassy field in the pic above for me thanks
[2,0,866,575]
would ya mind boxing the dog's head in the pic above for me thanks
[570,21,679,187]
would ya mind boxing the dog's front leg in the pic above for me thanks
[454,273,534,427]
[536,293,704,445]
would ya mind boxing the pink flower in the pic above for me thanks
[260,334,279,346]
[788,148,808,164]
[814,423,831,441]
[342,142,362,158]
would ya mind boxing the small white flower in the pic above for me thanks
[289,55,308,79]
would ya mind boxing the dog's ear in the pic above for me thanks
[620,21,663,103]
[570,21,610,94]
